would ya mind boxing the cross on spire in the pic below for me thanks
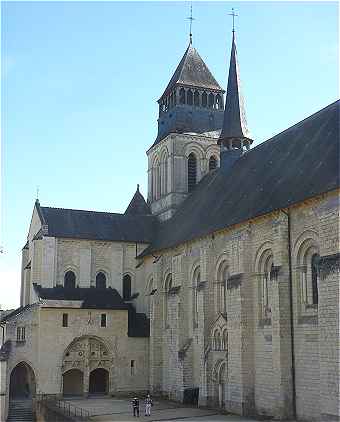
[187,3,195,44]
[228,8,238,33]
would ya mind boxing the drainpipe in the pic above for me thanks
[281,208,297,419]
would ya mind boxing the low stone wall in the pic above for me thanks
[35,399,87,422]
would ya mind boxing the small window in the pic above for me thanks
[208,93,214,108]
[209,156,217,171]
[96,272,106,289]
[179,88,186,104]
[311,254,319,305]
[187,89,193,105]
[123,275,132,300]
[187,153,197,192]
[130,359,135,376]
[202,92,207,107]
[62,313,68,327]
[101,314,107,327]
[64,271,76,289]
[194,91,200,106]
[16,327,26,342]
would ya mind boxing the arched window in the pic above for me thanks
[194,91,200,106]
[215,94,222,109]
[193,267,200,328]
[146,278,155,318]
[64,271,76,289]
[209,156,217,171]
[213,329,221,350]
[96,272,106,289]
[311,254,319,305]
[123,274,131,300]
[262,255,273,318]
[201,92,207,107]
[153,159,160,200]
[160,153,168,196]
[216,261,228,315]
[222,329,228,350]
[164,274,172,328]
[208,93,214,108]
[187,153,197,192]
[179,88,186,104]
[187,89,193,105]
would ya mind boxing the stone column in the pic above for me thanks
[319,253,340,421]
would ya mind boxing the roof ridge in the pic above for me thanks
[41,206,124,216]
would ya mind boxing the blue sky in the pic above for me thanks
[1,1,338,309]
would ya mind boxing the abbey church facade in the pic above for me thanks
[1,26,339,422]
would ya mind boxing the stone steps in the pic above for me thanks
[7,399,35,422]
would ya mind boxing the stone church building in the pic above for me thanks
[1,27,339,422]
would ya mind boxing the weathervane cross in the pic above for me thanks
[228,8,238,33]
[187,3,195,44]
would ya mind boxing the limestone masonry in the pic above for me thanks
[1,24,339,422]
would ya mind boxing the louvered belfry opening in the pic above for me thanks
[209,156,217,171]
[188,153,197,192]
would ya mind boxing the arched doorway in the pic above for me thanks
[89,368,109,394]
[9,362,36,398]
[62,369,84,396]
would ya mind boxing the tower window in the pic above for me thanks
[209,156,217,171]
[130,360,135,376]
[202,92,207,107]
[187,89,193,105]
[123,274,132,300]
[188,153,197,192]
[62,313,68,327]
[215,94,222,109]
[194,91,200,106]
[179,88,186,104]
[96,272,106,289]
[16,327,26,342]
[208,93,214,108]
[101,314,107,327]
[64,271,76,289]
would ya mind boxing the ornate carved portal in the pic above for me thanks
[62,336,114,396]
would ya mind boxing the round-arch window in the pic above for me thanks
[188,153,197,192]
[209,156,217,171]
[64,271,76,289]
[96,272,106,289]
[123,274,131,300]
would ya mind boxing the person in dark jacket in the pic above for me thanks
[132,397,140,417]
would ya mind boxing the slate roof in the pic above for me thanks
[38,206,157,243]
[219,33,253,143]
[34,285,149,337]
[160,43,224,99]
[34,285,130,310]
[125,185,151,216]
[141,100,340,256]
[0,304,35,323]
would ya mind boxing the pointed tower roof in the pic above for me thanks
[219,33,253,143]
[160,43,224,100]
[124,185,151,216]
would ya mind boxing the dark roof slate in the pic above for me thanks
[160,44,224,99]
[40,207,157,243]
[219,33,253,143]
[142,100,340,255]
[125,186,151,216]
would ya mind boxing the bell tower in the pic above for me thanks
[147,40,225,221]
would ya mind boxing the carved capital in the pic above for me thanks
[319,253,340,280]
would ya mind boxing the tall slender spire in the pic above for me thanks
[219,18,253,148]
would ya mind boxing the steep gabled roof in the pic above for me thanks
[39,207,157,243]
[125,185,151,216]
[141,100,340,256]
[160,43,224,99]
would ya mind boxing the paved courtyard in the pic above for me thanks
[66,397,295,422]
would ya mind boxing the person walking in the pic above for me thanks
[144,394,153,417]
[132,397,140,417]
